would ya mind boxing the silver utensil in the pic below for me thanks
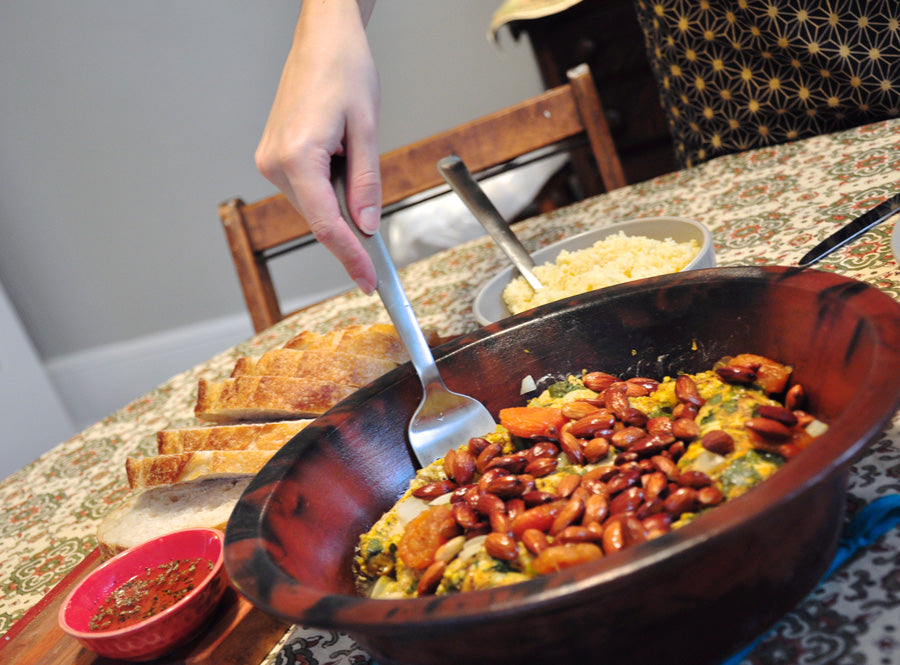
[437,155,544,292]
[332,157,496,468]
[798,191,900,267]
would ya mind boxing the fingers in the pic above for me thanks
[346,98,382,235]
[291,151,378,295]
[257,141,379,295]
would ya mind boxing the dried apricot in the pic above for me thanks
[728,353,792,394]
[398,505,459,570]
[532,543,603,574]
[500,407,568,440]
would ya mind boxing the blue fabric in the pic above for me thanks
[721,494,900,665]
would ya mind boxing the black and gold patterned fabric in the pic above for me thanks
[633,0,900,166]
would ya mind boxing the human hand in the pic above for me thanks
[256,0,381,294]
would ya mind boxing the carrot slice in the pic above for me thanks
[500,407,568,440]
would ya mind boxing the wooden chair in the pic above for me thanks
[220,63,626,333]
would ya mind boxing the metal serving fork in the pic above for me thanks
[437,154,544,292]
[332,158,496,468]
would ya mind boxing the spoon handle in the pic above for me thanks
[438,155,543,292]
[332,157,441,387]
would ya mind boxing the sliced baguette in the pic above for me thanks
[283,324,409,364]
[281,329,335,352]
[231,348,397,387]
[330,324,409,363]
[125,450,277,489]
[96,477,250,559]
[195,376,357,423]
[157,420,310,454]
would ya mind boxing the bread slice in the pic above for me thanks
[231,348,397,387]
[281,329,335,352]
[331,324,409,363]
[125,450,277,489]
[157,420,310,454]
[96,477,250,558]
[195,376,357,422]
[283,324,409,364]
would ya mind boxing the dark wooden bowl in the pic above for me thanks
[225,266,900,665]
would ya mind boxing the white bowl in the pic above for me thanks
[472,216,716,325]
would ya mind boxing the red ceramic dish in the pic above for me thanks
[225,266,900,665]
[59,528,226,661]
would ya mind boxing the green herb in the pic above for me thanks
[491,560,516,573]
[510,434,531,451]
[365,539,383,558]
[719,450,784,496]
[548,379,582,398]
[641,405,669,419]
[721,399,738,414]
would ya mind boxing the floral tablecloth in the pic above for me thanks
[3,119,900,664]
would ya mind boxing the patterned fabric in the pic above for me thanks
[633,0,900,166]
[3,119,900,664]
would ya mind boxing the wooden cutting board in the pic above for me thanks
[1,548,290,665]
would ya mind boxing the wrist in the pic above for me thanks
[297,0,374,27]
[295,0,373,49]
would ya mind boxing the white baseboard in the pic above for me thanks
[45,285,354,432]
[46,311,254,431]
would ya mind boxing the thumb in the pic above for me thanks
[345,127,382,235]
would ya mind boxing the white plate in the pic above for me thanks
[472,217,716,326]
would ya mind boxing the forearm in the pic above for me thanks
[257,0,382,293]
[295,0,376,37]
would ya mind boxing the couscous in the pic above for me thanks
[354,353,824,599]
[502,232,699,314]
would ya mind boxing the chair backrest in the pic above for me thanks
[220,63,626,333]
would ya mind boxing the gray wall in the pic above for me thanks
[0,1,543,362]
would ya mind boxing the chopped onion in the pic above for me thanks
[394,497,429,526]
[690,449,727,474]
[805,418,829,438]
[458,534,488,562]
[434,534,466,562]
[369,576,406,600]
[369,575,393,599]
[429,492,453,505]
[520,374,537,394]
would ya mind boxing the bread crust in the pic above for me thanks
[126,450,276,489]
[157,420,309,454]
[283,323,410,364]
[231,348,397,387]
[195,376,356,422]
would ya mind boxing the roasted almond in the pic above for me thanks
[583,371,619,392]
[675,374,705,406]
[745,417,792,440]
[701,429,735,455]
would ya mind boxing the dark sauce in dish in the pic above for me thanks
[88,558,213,631]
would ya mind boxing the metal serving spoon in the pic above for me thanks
[437,155,544,292]
[333,157,496,468]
